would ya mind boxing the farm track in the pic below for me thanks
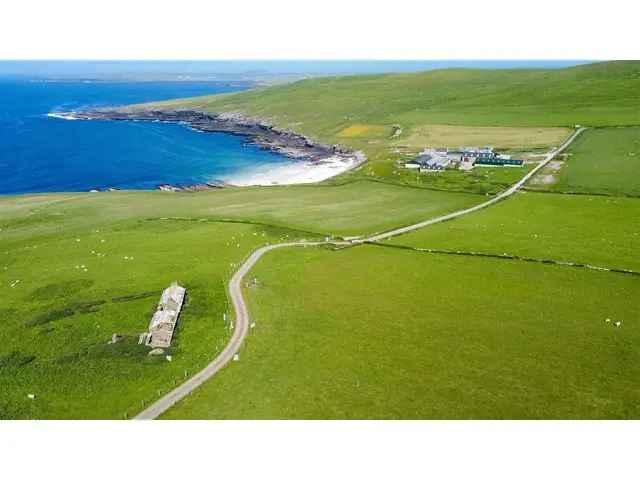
[134,128,585,420]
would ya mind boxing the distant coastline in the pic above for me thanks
[59,109,366,188]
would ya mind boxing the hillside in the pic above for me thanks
[146,61,640,131]
[139,61,640,178]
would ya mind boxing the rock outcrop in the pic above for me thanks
[69,109,359,163]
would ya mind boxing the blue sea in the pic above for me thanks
[0,79,296,194]
[0,60,590,195]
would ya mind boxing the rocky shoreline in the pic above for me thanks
[63,109,366,190]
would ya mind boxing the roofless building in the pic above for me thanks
[139,282,186,349]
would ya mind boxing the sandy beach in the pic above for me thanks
[222,154,364,186]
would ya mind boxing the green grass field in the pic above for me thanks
[146,62,640,130]
[385,192,640,271]
[387,163,534,195]
[0,216,297,419]
[534,127,640,197]
[0,183,477,418]
[163,245,640,419]
[0,181,478,240]
[393,125,572,151]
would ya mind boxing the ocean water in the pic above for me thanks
[0,79,291,194]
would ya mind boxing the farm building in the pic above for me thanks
[139,282,186,349]
[474,157,524,167]
[466,147,494,157]
[405,146,522,171]
[459,146,495,162]
[404,161,420,169]
[456,147,523,168]
[405,149,450,171]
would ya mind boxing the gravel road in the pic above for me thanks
[134,128,585,420]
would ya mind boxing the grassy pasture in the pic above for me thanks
[337,124,392,138]
[0,182,479,240]
[385,192,640,271]
[386,163,534,195]
[0,182,478,418]
[146,62,640,132]
[534,127,640,197]
[163,245,640,419]
[393,125,571,152]
[0,217,296,419]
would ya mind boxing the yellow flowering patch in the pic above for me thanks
[338,124,372,137]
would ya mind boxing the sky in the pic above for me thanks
[1,0,637,60]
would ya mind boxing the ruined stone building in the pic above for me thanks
[139,282,186,349]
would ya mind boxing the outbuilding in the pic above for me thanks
[474,158,524,167]
[139,282,186,349]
